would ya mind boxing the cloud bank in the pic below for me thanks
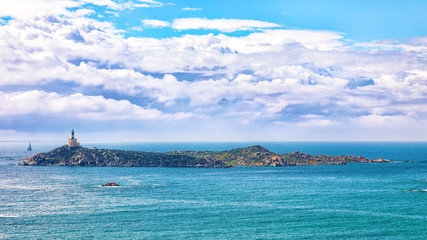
[0,2,426,140]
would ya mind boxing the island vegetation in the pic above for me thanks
[19,145,390,168]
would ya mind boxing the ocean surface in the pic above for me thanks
[1,142,426,239]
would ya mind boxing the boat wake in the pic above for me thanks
[406,189,427,192]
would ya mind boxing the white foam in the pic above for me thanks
[0,214,19,218]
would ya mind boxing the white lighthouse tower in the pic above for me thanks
[68,129,81,147]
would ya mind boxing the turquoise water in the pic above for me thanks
[1,142,426,239]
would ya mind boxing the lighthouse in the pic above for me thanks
[68,129,81,147]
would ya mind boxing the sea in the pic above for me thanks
[1,142,426,239]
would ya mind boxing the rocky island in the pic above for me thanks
[19,144,389,168]
[20,130,390,168]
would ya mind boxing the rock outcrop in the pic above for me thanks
[102,182,119,187]
[373,158,392,163]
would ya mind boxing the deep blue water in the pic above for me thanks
[1,142,426,239]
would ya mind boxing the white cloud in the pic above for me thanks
[82,0,164,10]
[274,118,339,127]
[296,119,339,127]
[0,0,165,20]
[130,26,143,31]
[82,0,130,10]
[0,0,79,19]
[0,13,426,139]
[350,113,422,127]
[0,90,192,120]
[354,38,427,55]
[134,0,164,8]
[171,18,281,32]
[182,7,202,11]
[142,19,170,28]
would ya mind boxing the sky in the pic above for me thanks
[0,0,426,142]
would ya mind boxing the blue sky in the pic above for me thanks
[103,0,427,40]
[0,0,426,142]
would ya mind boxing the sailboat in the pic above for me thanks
[27,142,32,151]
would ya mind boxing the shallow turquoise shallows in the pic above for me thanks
[1,142,426,239]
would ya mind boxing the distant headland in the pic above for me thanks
[19,130,391,168]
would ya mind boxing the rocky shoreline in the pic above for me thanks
[19,145,390,168]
